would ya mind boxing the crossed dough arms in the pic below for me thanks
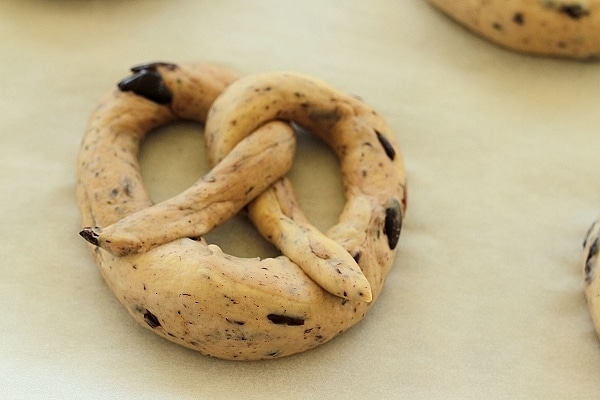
[76,62,407,360]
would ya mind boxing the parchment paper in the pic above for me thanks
[2,1,600,398]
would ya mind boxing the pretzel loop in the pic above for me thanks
[76,62,407,360]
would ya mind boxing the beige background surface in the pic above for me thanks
[3,1,600,398]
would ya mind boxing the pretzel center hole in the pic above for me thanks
[288,124,345,231]
[138,122,344,259]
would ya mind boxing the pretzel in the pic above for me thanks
[76,62,407,360]
[582,219,600,338]
[428,0,600,59]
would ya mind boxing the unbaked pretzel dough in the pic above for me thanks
[428,0,600,59]
[76,62,406,360]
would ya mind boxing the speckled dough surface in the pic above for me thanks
[428,0,600,59]
[582,219,600,340]
[76,62,407,360]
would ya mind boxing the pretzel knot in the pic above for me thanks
[76,62,407,360]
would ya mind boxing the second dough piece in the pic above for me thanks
[428,0,600,59]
